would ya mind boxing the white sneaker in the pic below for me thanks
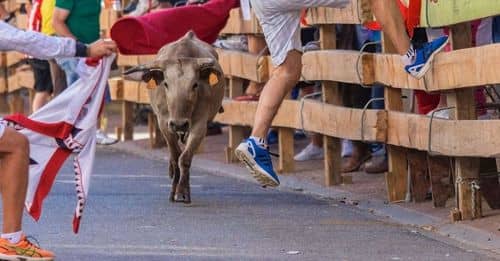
[96,130,118,145]
[128,0,158,16]
[426,108,450,119]
[294,143,324,161]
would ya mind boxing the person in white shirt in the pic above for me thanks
[0,20,115,261]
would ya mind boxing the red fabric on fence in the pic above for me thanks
[111,0,239,55]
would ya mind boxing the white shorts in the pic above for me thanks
[250,0,350,66]
[0,122,5,139]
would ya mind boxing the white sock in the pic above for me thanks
[249,136,266,148]
[1,231,23,244]
[401,44,416,66]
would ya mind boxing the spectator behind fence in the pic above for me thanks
[30,0,68,112]
[53,0,117,145]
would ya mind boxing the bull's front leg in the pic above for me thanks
[175,122,207,204]
[163,129,182,202]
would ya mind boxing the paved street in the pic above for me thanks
[12,148,497,260]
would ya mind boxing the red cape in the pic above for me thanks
[111,0,239,55]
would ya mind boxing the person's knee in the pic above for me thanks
[275,50,302,84]
[0,128,29,155]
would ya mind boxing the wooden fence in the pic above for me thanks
[2,0,495,222]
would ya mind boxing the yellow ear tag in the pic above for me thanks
[209,72,219,87]
[146,79,157,89]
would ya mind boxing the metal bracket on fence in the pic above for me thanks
[356,41,381,88]
[360,97,385,142]
[427,106,455,156]
[299,92,323,133]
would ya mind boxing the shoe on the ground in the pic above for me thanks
[0,235,54,261]
[405,36,449,79]
[96,130,118,145]
[294,142,323,161]
[123,0,139,14]
[364,156,388,174]
[235,138,280,187]
[213,35,248,52]
[426,108,450,119]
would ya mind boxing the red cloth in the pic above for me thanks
[111,0,239,55]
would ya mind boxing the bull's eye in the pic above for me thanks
[192,83,199,90]
[163,82,168,89]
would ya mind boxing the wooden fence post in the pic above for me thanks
[447,22,482,220]
[319,24,342,186]
[382,34,408,202]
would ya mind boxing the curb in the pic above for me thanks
[107,142,500,258]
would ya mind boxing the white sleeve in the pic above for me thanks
[0,21,76,59]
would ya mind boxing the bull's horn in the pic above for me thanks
[197,58,216,68]
[184,30,196,39]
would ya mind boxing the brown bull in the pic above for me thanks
[125,31,225,203]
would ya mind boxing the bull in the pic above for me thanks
[125,31,225,203]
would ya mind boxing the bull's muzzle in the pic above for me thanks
[168,119,190,133]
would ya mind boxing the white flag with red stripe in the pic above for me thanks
[3,56,114,233]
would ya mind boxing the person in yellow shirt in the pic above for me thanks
[31,0,67,112]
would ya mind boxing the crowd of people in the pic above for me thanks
[0,0,498,260]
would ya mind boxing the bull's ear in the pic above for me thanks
[197,58,223,87]
[142,69,165,89]
[124,65,165,88]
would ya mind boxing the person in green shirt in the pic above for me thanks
[53,0,101,85]
[53,0,118,145]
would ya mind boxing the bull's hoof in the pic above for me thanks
[169,192,175,202]
[174,193,191,204]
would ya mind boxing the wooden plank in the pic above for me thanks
[138,82,150,104]
[319,24,342,186]
[0,69,7,93]
[428,156,453,208]
[117,54,156,67]
[5,52,25,67]
[306,0,374,25]
[108,77,124,100]
[407,150,430,202]
[387,111,500,157]
[216,99,386,142]
[278,128,294,173]
[302,50,374,84]
[306,44,500,91]
[7,68,34,92]
[216,48,270,83]
[225,77,245,163]
[8,91,24,114]
[447,22,481,221]
[122,101,134,141]
[383,29,408,203]
[220,8,262,35]
[372,43,500,91]
[123,80,140,102]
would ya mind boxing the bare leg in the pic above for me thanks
[32,91,51,112]
[251,50,302,138]
[0,128,29,234]
[369,0,411,55]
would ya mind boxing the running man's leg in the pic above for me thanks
[0,127,29,234]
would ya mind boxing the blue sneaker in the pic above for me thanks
[235,138,280,187]
[405,36,449,79]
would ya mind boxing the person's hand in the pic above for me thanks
[87,39,117,58]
